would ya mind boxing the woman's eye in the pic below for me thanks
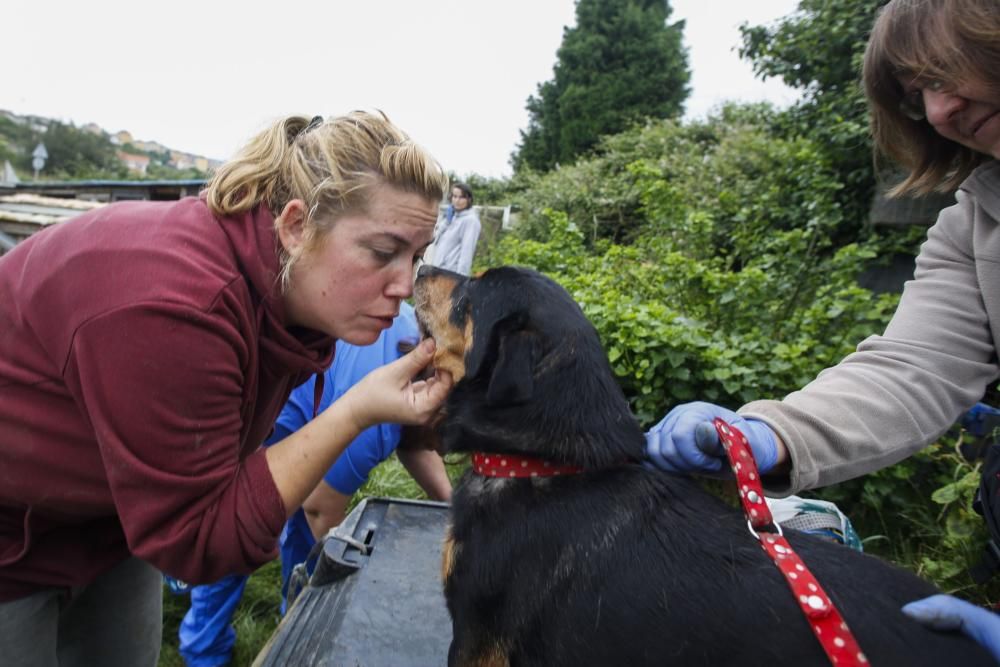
[371,248,395,263]
[911,76,946,93]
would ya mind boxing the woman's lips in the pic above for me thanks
[972,111,1000,138]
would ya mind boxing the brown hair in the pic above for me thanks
[451,182,474,206]
[205,110,447,288]
[863,0,1000,196]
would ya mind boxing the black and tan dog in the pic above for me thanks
[413,264,993,667]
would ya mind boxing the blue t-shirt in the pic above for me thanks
[176,306,422,663]
[266,303,419,494]
[266,304,419,579]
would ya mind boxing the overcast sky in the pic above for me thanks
[4,0,802,179]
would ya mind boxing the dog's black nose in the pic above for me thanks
[418,265,465,281]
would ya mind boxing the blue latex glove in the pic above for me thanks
[902,594,1000,662]
[645,401,779,474]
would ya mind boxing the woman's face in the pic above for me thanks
[450,187,470,212]
[904,76,1000,159]
[282,185,437,345]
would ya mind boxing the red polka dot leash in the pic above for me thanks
[471,452,583,478]
[715,418,868,666]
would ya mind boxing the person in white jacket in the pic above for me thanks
[431,182,481,275]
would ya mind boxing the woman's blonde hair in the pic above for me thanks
[205,110,447,288]
[864,0,1000,197]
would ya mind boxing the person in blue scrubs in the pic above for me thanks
[176,303,451,667]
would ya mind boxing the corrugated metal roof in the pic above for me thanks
[0,193,105,252]
[15,178,206,188]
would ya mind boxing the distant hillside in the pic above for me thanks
[0,110,220,182]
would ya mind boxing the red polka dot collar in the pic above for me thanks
[471,452,583,478]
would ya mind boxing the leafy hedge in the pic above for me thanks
[483,107,906,425]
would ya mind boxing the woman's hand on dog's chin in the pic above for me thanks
[338,338,454,432]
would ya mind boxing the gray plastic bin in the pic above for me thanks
[253,497,452,666]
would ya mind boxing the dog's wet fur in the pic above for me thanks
[413,264,994,667]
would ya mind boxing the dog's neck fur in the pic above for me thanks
[442,339,646,469]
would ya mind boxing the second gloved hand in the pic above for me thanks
[902,594,1000,662]
[645,401,779,475]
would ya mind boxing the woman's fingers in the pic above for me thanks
[343,340,453,428]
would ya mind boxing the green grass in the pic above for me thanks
[157,454,467,667]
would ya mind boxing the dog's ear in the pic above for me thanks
[485,328,539,406]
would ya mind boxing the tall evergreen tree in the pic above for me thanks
[513,0,690,173]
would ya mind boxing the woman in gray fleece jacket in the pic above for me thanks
[646,0,1000,656]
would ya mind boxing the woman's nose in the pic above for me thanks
[923,88,967,125]
[388,265,415,298]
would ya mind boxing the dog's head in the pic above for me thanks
[413,265,644,468]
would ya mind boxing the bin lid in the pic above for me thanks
[254,497,452,667]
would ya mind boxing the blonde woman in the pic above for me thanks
[0,111,452,666]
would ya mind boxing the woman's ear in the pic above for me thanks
[275,199,308,256]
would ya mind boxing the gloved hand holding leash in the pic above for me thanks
[644,401,784,475]
[645,401,1000,664]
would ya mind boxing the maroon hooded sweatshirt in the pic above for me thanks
[0,196,334,601]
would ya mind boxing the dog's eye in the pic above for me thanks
[453,293,470,320]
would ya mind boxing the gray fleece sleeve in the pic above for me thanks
[741,192,999,496]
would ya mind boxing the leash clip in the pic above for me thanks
[746,517,783,542]
[713,417,868,667]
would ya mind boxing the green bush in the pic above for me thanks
[814,432,999,603]
[486,106,908,424]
